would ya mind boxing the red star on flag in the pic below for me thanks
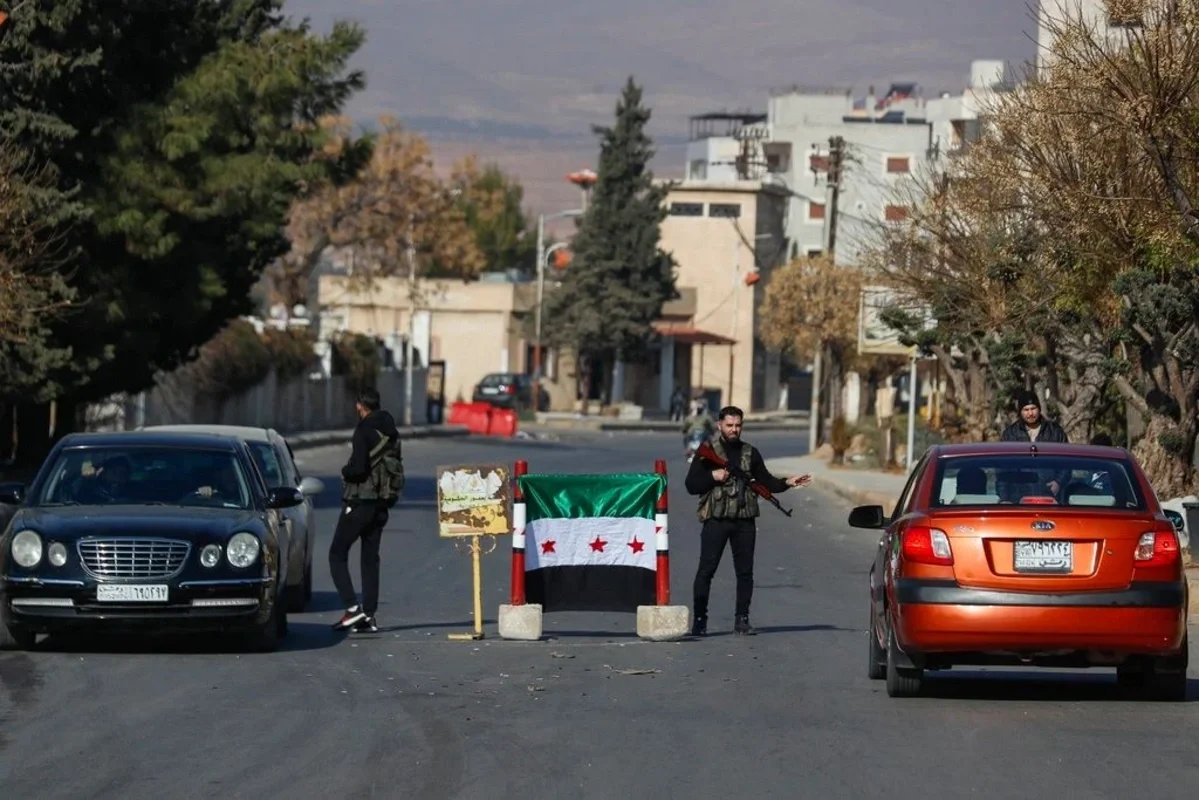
[541,540,556,554]
[589,536,607,552]
[628,536,645,554]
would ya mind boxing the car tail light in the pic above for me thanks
[505,384,516,394]
[902,526,953,566]
[1135,524,1180,567]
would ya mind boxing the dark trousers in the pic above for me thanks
[692,518,757,618]
[329,502,389,615]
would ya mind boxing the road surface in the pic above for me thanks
[3,430,1199,798]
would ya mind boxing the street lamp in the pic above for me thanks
[533,209,582,409]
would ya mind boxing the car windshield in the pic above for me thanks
[33,446,256,510]
[932,454,1146,510]
[248,442,284,489]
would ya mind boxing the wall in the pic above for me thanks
[85,368,429,433]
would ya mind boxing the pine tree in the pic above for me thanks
[544,77,677,404]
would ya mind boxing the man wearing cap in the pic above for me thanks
[1000,389,1069,497]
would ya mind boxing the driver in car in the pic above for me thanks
[195,462,240,500]
[75,455,133,503]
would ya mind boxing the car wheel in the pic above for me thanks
[867,604,886,680]
[0,621,36,651]
[287,566,309,613]
[885,623,923,697]
[1145,634,1189,702]
[246,597,288,653]
[303,559,313,603]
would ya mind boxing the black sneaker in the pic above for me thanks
[352,615,378,633]
[691,614,707,637]
[333,606,366,631]
[734,615,756,636]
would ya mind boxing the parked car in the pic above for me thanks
[145,425,323,612]
[852,441,1188,700]
[0,430,302,651]
[472,372,548,412]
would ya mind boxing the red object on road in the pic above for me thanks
[488,408,519,437]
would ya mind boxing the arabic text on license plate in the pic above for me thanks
[96,584,169,602]
[1013,540,1072,573]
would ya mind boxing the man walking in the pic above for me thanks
[330,387,403,633]
[685,405,810,636]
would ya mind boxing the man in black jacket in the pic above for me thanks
[685,406,810,636]
[999,389,1070,499]
[330,387,401,633]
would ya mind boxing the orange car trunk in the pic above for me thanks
[928,509,1157,592]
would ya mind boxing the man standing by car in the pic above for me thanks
[685,405,810,637]
[1000,389,1069,498]
[330,387,403,633]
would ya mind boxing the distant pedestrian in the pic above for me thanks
[330,387,405,633]
[685,405,810,636]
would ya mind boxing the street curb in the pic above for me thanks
[286,424,471,451]
[1186,568,1199,618]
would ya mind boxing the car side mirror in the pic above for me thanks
[266,487,304,509]
[0,482,24,505]
[299,476,325,496]
[848,504,887,529]
[1164,509,1185,534]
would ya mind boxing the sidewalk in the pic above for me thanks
[530,410,810,434]
[286,423,470,451]
[764,454,909,511]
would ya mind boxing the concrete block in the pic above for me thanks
[636,605,690,641]
[498,603,543,641]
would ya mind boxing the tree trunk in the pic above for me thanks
[1045,327,1108,443]
[1132,415,1198,498]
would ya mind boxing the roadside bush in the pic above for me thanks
[193,319,272,399]
[261,326,318,382]
[331,331,381,393]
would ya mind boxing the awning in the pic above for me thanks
[652,322,736,346]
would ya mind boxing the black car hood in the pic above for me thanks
[12,506,266,540]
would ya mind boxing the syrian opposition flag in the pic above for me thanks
[520,472,662,613]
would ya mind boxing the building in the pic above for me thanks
[1037,0,1135,72]
[683,60,1011,269]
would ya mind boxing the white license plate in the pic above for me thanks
[96,584,169,602]
[1014,540,1073,573]
[481,387,498,394]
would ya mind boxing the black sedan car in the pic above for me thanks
[0,430,304,652]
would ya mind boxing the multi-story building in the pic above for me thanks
[1037,0,1138,72]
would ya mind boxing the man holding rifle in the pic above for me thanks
[685,405,811,636]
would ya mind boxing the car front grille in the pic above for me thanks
[77,538,191,579]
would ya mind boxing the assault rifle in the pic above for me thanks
[694,441,794,517]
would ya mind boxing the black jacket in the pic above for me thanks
[684,437,789,496]
[342,409,400,484]
[999,417,1069,443]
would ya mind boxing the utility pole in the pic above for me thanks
[403,213,416,428]
[808,135,845,452]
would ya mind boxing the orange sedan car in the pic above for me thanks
[852,441,1188,700]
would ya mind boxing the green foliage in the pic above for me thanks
[331,332,381,393]
[0,1,365,404]
[196,319,272,398]
[544,77,677,370]
[261,327,317,382]
[452,161,536,274]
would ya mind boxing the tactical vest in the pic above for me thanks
[697,438,759,521]
[342,430,400,504]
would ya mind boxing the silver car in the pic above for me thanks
[144,425,323,612]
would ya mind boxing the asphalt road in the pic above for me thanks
[4,429,1199,799]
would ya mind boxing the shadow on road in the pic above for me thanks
[914,671,1199,703]
[302,590,349,614]
[37,621,343,655]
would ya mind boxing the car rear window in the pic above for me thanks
[479,374,513,387]
[931,454,1147,510]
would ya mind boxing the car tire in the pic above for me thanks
[1146,634,1189,702]
[287,563,310,613]
[303,559,313,604]
[867,605,886,680]
[247,597,288,653]
[885,623,923,697]
[0,621,35,651]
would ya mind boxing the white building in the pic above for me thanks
[683,60,1012,269]
[1037,0,1139,71]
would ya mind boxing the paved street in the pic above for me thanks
[4,430,1199,798]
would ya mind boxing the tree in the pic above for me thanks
[0,147,76,403]
[543,77,677,404]
[449,156,536,275]
[0,2,366,424]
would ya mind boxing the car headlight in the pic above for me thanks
[226,533,260,568]
[48,542,68,567]
[11,530,43,568]
[200,544,222,568]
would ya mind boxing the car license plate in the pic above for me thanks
[481,387,498,394]
[1014,540,1072,573]
[96,584,169,602]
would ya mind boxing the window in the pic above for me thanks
[808,202,825,220]
[688,160,708,180]
[709,203,741,218]
[884,204,909,222]
[669,202,703,217]
[805,248,824,258]
[931,454,1146,510]
[885,156,910,174]
[249,442,285,489]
